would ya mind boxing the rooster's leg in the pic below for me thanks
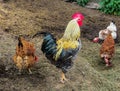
[60,72,68,83]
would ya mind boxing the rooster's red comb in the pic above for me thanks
[72,12,84,20]
[72,12,84,26]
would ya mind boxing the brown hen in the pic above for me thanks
[13,37,37,74]
[100,33,115,66]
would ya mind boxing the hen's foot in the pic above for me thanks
[28,68,32,74]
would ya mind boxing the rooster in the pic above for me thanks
[33,12,84,83]
[100,31,115,67]
[13,36,38,74]
[93,21,117,43]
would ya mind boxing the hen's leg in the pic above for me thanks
[104,57,112,67]
[60,72,68,83]
[24,56,32,74]
[18,69,22,74]
[28,68,32,74]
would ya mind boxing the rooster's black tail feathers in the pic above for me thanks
[33,31,57,56]
[32,31,51,38]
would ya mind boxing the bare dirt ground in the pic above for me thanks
[0,0,120,91]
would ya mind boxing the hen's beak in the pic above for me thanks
[93,37,99,43]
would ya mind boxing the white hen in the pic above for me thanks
[93,21,117,43]
[106,21,117,39]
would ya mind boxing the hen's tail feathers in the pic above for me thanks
[18,36,23,48]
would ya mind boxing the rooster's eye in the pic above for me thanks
[77,18,81,22]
